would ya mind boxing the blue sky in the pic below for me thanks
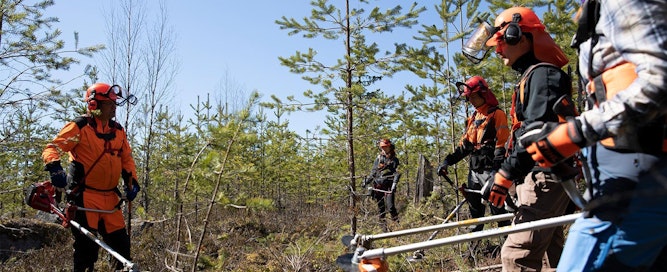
[46,1,449,136]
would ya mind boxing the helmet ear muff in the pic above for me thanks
[477,81,487,93]
[88,99,97,111]
[87,90,97,111]
[504,13,523,45]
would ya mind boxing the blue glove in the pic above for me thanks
[124,179,140,201]
[45,161,67,188]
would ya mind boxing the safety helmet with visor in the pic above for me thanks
[462,7,568,67]
[85,83,138,111]
[455,76,499,107]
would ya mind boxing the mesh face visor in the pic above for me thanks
[462,19,496,64]
[92,84,121,101]
[455,82,472,101]
[104,85,137,106]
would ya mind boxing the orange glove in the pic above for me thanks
[485,172,512,208]
[520,119,586,168]
[358,258,388,272]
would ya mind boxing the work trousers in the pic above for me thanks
[501,171,569,272]
[372,188,398,221]
[467,170,511,232]
[71,193,131,271]
[557,144,667,271]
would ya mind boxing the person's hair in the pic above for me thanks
[385,143,396,158]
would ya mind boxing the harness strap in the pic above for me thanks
[586,62,667,152]
[73,116,123,194]
[587,62,637,104]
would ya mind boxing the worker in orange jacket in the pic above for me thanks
[43,82,139,271]
[437,76,511,233]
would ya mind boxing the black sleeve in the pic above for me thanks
[369,156,380,178]
[444,139,474,165]
[500,66,572,181]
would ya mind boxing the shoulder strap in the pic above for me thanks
[109,119,124,131]
[572,0,601,49]
[467,111,477,128]
[519,62,562,104]
[73,116,90,129]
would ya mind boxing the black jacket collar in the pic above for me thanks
[511,52,540,75]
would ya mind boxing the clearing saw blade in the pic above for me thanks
[335,253,357,272]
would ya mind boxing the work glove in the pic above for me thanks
[483,171,512,208]
[437,161,448,177]
[122,170,140,201]
[519,119,587,168]
[362,177,370,188]
[45,161,67,188]
[124,179,140,201]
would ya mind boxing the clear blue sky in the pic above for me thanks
[46,1,449,136]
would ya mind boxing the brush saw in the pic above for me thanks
[25,181,139,271]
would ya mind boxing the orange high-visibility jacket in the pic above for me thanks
[43,116,137,190]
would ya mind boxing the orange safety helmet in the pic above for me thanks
[486,7,568,67]
[85,83,121,111]
[379,138,392,147]
[455,76,499,107]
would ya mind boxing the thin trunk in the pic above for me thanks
[173,142,210,269]
[345,0,357,235]
[192,129,240,272]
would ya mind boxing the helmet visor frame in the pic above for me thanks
[462,19,497,64]
[94,84,122,102]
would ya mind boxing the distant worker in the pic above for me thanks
[363,138,400,230]
[437,75,511,233]
[43,82,140,271]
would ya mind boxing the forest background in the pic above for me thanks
[0,0,580,271]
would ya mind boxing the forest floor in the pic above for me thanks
[1,194,507,271]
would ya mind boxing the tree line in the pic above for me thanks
[0,0,579,268]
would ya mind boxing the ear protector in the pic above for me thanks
[504,13,523,45]
[87,90,98,111]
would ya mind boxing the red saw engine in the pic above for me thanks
[25,181,56,212]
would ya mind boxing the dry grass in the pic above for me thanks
[1,197,505,271]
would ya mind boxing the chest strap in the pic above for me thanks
[587,62,667,153]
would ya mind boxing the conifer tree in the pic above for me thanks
[0,0,102,214]
[276,0,425,234]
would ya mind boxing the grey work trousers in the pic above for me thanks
[501,171,569,272]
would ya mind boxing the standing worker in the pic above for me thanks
[463,7,575,270]
[437,75,511,233]
[43,82,140,271]
[520,0,667,270]
[363,138,400,231]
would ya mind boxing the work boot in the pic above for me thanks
[379,219,389,232]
